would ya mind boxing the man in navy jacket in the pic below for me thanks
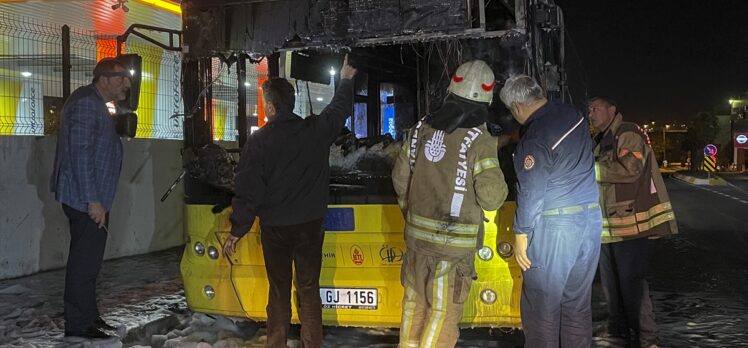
[51,58,130,340]
[499,74,601,347]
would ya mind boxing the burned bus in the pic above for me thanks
[177,0,566,328]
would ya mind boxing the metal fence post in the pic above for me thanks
[237,54,248,148]
[62,25,71,102]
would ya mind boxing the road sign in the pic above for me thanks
[704,144,718,157]
[735,132,748,149]
[703,154,717,172]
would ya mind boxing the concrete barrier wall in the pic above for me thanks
[0,136,185,280]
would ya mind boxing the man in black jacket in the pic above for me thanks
[224,55,357,348]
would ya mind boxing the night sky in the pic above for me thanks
[555,0,748,123]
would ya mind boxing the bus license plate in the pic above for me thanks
[320,288,378,310]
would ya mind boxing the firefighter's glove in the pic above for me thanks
[514,234,531,271]
[223,234,240,259]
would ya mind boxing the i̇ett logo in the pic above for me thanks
[737,134,748,144]
[351,245,364,266]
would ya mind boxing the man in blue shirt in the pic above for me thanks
[51,58,130,340]
[499,75,601,347]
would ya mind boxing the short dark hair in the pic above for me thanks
[92,57,125,83]
[588,95,618,109]
[262,77,296,111]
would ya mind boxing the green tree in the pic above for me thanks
[681,112,719,171]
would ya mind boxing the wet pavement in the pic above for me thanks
[0,248,187,348]
[2,178,748,347]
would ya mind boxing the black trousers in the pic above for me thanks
[62,204,108,333]
[599,237,658,344]
[261,219,324,348]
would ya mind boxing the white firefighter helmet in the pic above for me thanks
[447,60,495,104]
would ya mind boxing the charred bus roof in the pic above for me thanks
[181,0,534,56]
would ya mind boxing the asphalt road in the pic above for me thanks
[720,172,748,193]
[645,177,748,347]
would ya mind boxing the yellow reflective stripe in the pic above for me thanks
[595,162,602,182]
[400,287,418,346]
[543,203,599,216]
[407,213,479,234]
[423,261,449,347]
[610,225,639,236]
[606,203,675,230]
[601,227,611,237]
[543,206,582,215]
[607,215,638,226]
[473,157,499,175]
[407,219,479,236]
[603,211,675,237]
[637,211,676,232]
[634,202,673,221]
[409,213,479,231]
[406,226,477,248]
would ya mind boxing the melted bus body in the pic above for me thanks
[178,0,565,329]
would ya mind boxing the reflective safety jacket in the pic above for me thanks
[594,114,678,243]
[392,120,508,259]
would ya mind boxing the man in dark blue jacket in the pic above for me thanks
[51,58,130,340]
[499,75,601,347]
[224,55,357,348]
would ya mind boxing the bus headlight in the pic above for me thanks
[204,285,215,299]
[497,241,513,258]
[477,246,494,261]
[480,289,497,304]
[194,242,205,256]
[207,246,219,259]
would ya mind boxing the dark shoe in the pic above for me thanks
[64,327,114,340]
[95,316,117,331]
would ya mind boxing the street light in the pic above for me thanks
[663,124,670,164]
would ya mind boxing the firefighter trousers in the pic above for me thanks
[399,250,474,348]
[520,207,602,348]
[599,237,658,346]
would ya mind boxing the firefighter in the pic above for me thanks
[392,60,508,348]
[588,96,677,348]
[499,75,601,347]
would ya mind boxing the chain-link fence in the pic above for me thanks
[0,11,185,140]
[125,38,183,139]
[0,11,63,136]
[0,10,323,143]
[211,57,237,142]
